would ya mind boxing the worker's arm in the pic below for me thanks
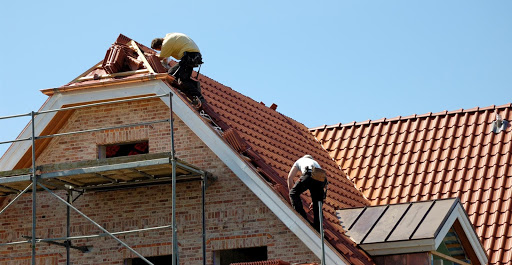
[287,166,299,190]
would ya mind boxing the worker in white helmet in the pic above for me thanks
[288,155,327,231]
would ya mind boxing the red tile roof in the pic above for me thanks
[311,105,512,265]
[42,34,374,264]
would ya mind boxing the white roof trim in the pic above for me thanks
[0,80,351,265]
[360,238,435,256]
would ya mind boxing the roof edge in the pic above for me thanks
[360,238,435,256]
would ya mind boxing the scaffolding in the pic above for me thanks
[0,93,213,265]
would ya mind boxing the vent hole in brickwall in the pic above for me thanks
[214,246,267,265]
[126,254,172,265]
[98,141,149,159]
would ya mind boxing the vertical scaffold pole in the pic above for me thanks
[319,201,326,265]
[30,111,37,265]
[202,174,206,265]
[169,93,178,265]
[66,191,72,265]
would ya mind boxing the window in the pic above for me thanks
[99,141,149,159]
[214,246,267,265]
[125,255,172,265]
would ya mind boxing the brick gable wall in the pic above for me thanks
[0,99,319,264]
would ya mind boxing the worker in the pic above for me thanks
[151,33,204,105]
[288,155,327,231]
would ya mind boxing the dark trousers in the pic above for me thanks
[289,172,325,231]
[168,52,204,100]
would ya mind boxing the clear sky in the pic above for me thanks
[1,1,511,156]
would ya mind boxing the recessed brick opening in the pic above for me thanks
[214,246,268,265]
[98,141,149,159]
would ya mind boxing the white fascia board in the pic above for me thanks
[360,239,435,256]
[434,204,488,265]
[1,80,351,264]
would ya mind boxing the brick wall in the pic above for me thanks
[0,99,319,264]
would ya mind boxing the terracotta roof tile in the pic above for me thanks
[312,105,512,265]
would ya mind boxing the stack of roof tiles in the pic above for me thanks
[311,105,512,264]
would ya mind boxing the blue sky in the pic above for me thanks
[1,1,511,156]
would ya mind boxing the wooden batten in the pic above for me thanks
[40,73,171,96]
[76,69,150,82]
[129,40,155,74]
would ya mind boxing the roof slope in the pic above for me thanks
[197,72,373,264]
[311,105,512,264]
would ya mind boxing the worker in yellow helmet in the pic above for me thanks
[151,33,204,105]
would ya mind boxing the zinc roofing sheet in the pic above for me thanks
[337,198,458,245]
[311,105,512,265]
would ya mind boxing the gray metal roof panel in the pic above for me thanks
[386,200,434,241]
[336,207,364,231]
[363,203,411,244]
[337,198,462,244]
[345,205,387,243]
[412,198,458,240]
